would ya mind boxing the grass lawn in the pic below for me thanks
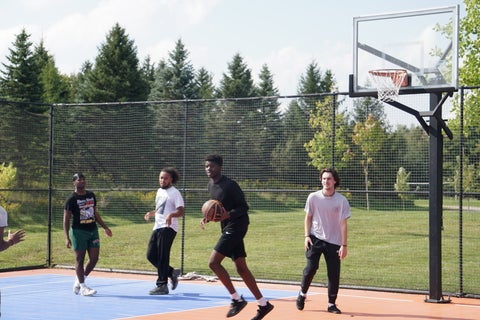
[1,198,478,296]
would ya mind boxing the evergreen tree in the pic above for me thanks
[140,55,155,94]
[0,28,42,103]
[256,64,282,177]
[148,39,202,170]
[148,59,168,101]
[149,39,198,101]
[79,23,149,102]
[64,23,154,185]
[70,61,93,103]
[33,39,50,71]
[167,39,199,100]
[34,40,72,103]
[196,67,215,99]
[209,53,257,177]
[0,29,49,187]
[257,64,279,96]
[297,60,335,112]
[39,60,72,103]
[217,53,255,98]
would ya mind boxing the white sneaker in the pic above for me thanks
[80,285,97,296]
[73,280,80,295]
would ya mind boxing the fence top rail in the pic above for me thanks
[49,92,350,108]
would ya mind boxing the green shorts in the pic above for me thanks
[70,228,100,251]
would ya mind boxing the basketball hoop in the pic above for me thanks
[368,69,408,102]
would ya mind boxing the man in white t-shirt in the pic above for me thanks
[0,205,25,252]
[297,168,351,314]
[144,167,185,295]
[0,205,25,317]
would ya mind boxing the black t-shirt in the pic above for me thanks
[64,191,97,231]
[208,175,249,230]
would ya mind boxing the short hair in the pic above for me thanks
[205,154,223,166]
[320,168,340,188]
[161,167,180,184]
[72,173,86,181]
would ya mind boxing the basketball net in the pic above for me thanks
[368,69,407,102]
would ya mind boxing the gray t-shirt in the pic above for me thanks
[305,190,351,246]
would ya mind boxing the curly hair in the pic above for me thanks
[161,167,180,184]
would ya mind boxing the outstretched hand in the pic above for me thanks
[8,229,25,246]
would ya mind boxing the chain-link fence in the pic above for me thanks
[0,90,478,297]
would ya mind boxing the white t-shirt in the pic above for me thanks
[0,205,8,228]
[305,190,351,246]
[153,186,184,232]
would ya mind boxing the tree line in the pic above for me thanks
[1,0,480,205]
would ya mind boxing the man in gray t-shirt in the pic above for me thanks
[296,168,350,314]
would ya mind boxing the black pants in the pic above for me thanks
[300,236,341,304]
[146,227,176,286]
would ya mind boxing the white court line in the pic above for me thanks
[455,304,480,309]
[341,293,413,302]
[299,291,413,303]
[0,279,71,290]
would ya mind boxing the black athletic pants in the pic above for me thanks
[146,227,176,286]
[300,235,341,304]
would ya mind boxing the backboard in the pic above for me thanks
[349,5,459,98]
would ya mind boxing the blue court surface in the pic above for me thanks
[0,272,297,319]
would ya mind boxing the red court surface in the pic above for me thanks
[1,268,478,320]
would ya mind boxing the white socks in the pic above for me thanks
[231,292,267,306]
[231,292,242,301]
[257,297,267,306]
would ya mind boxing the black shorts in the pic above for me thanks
[214,226,248,261]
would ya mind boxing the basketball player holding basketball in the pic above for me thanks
[202,154,274,320]
[297,168,350,313]
[144,167,184,295]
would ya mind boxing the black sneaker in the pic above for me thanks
[149,284,169,295]
[251,301,274,320]
[327,304,342,314]
[296,294,305,310]
[226,296,247,317]
[170,269,179,290]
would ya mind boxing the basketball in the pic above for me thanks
[201,199,223,222]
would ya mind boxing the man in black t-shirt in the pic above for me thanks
[63,173,112,296]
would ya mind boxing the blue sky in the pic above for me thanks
[0,0,463,98]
